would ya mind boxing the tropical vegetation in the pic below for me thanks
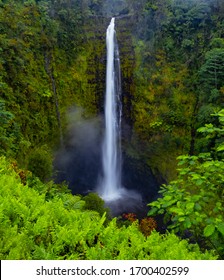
[0,0,223,259]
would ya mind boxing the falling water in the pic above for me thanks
[99,18,123,201]
[98,18,143,212]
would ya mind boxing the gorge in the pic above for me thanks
[54,16,159,216]
[1,0,224,260]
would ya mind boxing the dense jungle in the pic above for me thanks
[0,0,224,260]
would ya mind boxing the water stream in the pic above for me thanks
[98,17,123,201]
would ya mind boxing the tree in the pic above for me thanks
[200,48,224,94]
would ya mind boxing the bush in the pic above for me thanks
[83,192,111,218]
[27,147,53,181]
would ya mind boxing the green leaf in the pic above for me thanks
[178,217,185,222]
[195,179,204,186]
[186,202,194,211]
[204,224,215,237]
[215,202,222,208]
[149,201,161,208]
[216,143,224,152]
[183,218,192,229]
[163,195,172,201]
[157,209,165,214]
[162,199,177,207]
[169,207,184,216]
[191,195,201,202]
[217,223,224,236]
[148,207,158,216]
[195,203,202,211]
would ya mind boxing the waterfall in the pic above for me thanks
[99,18,123,201]
[98,18,142,212]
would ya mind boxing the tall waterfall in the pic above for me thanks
[99,18,123,201]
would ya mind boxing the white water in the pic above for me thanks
[99,18,123,201]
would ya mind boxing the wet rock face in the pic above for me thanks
[122,153,160,204]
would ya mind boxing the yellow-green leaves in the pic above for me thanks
[204,224,216,237]
[0,156,217,260]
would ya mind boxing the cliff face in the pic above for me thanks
[80,15,136,120]
[79,15,176,183]
[53,15,161,203]
[116,16,136,126]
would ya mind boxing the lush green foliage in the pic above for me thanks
[0,99,20,156]
[82,192,111,220]
[27,146,53,181]
[129,0,224,179]
[0,0,103,163]
[0,157,216,260]
[148,111,224,258]
[0,0,224,261]
[1,0,223,180]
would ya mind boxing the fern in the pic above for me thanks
[0,157,217,260]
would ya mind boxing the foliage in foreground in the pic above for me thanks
[148,110,224,259]
[0,157,216,260]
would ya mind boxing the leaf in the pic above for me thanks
[178,217,185,222]
[162,199,177,207]
[215,202,222,208]
[186,202,194,211]
[148,207,158,216]
[183,217,192,228]
[217,223,224,236]
[157,209,165,214]
[195,203,202,211]
[169,207,185,216]
[191,195,201,202]
[163,195,173,201]
[149,201,161,209]
[216,143,224,152]
[204,224,215,237]
[195,179,204,186]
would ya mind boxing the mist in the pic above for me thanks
[102,0,128,17]
[54,107,103,195]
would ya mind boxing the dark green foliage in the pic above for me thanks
[200,48,224,91]
[1,0,222,179]
[0,99,21,156]
[0,0,98,161]
[27,146,53,182]
[83,192,111,219]
[102,0,128,17]
[198,47,224,125]
[128,0,224,179]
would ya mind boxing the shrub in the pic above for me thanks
[27,147,53,181]
[83,192,111,219]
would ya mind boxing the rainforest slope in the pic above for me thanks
[0,0,224,259]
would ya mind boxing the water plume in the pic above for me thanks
[98,18,142,208]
